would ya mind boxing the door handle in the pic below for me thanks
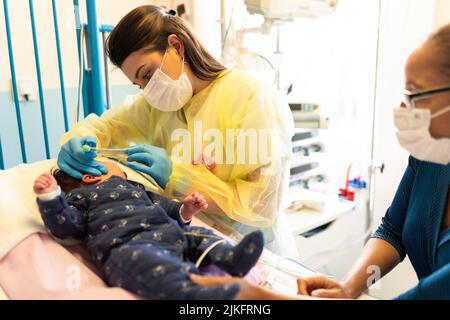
[371,161,385,175]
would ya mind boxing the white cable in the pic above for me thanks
[195,239,227,269]
[221,0,236,56]
[183,232,223,240]
[75,26,85,124]
[181,232,228,269]
[259,256,330,289]
[272,256,319,275]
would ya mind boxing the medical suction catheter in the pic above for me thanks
[82,146,159,189]
[82,145,128,156]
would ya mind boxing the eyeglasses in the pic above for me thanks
[402,86,450,109]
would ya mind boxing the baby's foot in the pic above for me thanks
[215,231,264,277]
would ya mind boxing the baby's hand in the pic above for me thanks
[34,173,58,195]
[181,192,208,221]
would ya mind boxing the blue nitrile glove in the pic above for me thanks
[126,145,173,188]
[57,136,108,179]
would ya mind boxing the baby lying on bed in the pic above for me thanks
[33,161,263,300]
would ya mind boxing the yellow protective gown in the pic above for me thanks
[61,70,294,231]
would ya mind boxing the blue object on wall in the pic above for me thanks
[100,24,114,33]
[85,0,107,116]
[73,0,110,117]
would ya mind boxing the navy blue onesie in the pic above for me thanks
[37,175,264,300]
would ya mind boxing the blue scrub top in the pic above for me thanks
[371,156,450,300]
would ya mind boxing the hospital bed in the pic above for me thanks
[0,159,318,300]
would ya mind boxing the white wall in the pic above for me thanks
[369,0,437,299]
[435,0,450,28]
[97,0,171,86]
[186,0,222,58]
[0,0,155,93]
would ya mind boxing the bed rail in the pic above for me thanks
[0,0,113,169]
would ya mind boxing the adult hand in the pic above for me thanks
[297,276,353,299]
[57,136,108,179]
[126,144,173,188]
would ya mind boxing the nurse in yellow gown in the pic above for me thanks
[58,5,295,255]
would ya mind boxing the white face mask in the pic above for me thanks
[142,50,193,112]
[394,105,450,165]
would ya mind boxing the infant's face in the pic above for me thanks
[81,161,127,186]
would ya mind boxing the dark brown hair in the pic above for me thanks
[428,23,450,78]
[51,168,82,194]
[106,5,226,81]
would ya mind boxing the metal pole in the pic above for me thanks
[29,0,51,159]
[52,0,70,132]
[102,31,111,110]
[73,0,90,119]
[220,0,226,44]
[3,0,27,163]
[367,0,383,235]
[100,24,114,110]
[85,0,106,116]
[0,136,4,170]
[275,25,281,91]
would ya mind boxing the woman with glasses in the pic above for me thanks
[295,23,450,300]
[189,23,450,301]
